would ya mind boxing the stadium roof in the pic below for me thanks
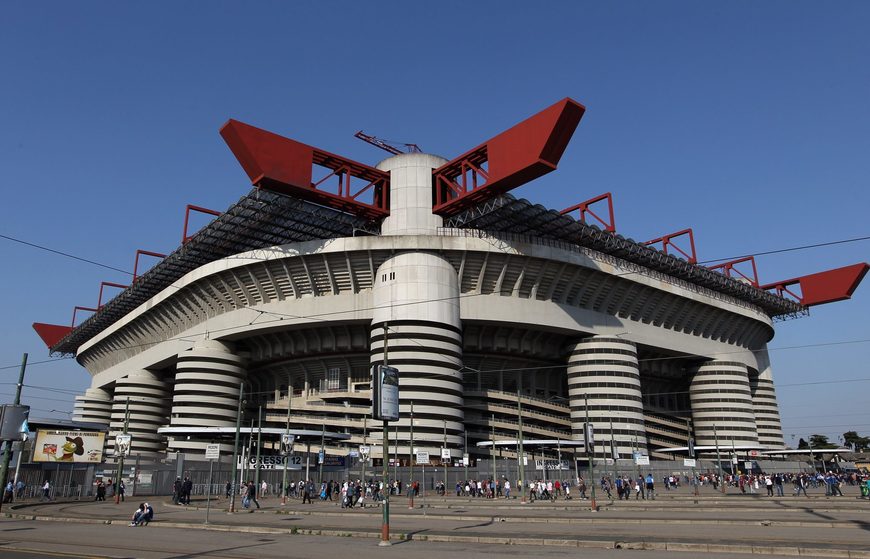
[48,189,803,356]
[445,194,804,318]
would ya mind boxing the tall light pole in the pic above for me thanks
[379,322,391,547]
[361,416,367,483]
[281,379,291,505]
[114,397,130,505]
[491,414,497,491]
[584,394,596,511]
[442,419,448,495]
[517,387,526,504]
[254,406,262,492]
[610,417,618,485]
[463,428,468,484]
[229,381,244,512]
[686,417,698,503]
[713,422,725,494]
[0,353,27,514]
[318,423,325,484]
[408,401,414,509]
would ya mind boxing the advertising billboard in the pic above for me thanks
[32,429,106,463]
[372,364,399,421]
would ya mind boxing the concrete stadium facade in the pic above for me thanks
[63,151,794,466]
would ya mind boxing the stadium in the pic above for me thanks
[33,98,868,468]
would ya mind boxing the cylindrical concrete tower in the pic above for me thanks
[378,153,446,236]
[750,348,785,449]
[72,386,112,426]
[109,370,171,461]
[689,361,759,447]
[169,339,246,455]
[566,336,647,458]
[371,153,463,458]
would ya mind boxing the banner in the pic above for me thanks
[33,429,105,463]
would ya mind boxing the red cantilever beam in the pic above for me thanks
[708,256,759,287]
[220,119,389,220]
[98,281,129,308]
[433,98,586,216]
[761,263,869,307]
[32,323,74,349]
[645,228,697,264]
[561,193,616,233]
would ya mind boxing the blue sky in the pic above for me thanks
[1,1,867,446]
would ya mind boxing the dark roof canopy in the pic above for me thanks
[51,189,373,355]
[445,195,804,317]
[51,190,803,356]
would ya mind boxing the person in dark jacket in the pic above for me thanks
[182,477,193,504]
[247,480,260,508]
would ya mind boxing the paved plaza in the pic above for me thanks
[2,484,868,558]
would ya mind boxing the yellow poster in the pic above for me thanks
[32,429,106,463]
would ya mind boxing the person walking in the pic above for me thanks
[245,480,260,509]
[302,479,313,504]
[3,481,13,503]
[41,480,51,501]
[118,480,126,502]
[645,473,655,500]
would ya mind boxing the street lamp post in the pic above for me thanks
[408,401,414,509]
[713,422,725,494]
[584,394,597,511]
[229,382,244,512]
[379,322,391,547]
[517,387,526,504]
[442,419,448,496]
[686,418,698,503]
[254,406,262,494]
[281,379,291,505]
[114,397,130,505]
[491,414,497,494]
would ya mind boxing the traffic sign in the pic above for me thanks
[349,450,359,458]
[205,444,220,460]
[440,448,450,460]
[683,458,696,468]
[359,445,370,456]
[416,451,429,464]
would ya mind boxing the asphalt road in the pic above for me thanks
[0,519,833,559]
[2,488,869,558]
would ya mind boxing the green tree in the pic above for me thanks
[842,431,870,451]
[808,434,837,449]
[797,438,808,449]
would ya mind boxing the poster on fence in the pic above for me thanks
[32,429,106,463]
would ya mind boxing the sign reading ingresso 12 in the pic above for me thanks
[372,364,399,421]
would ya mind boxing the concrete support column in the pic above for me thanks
[689,361,759,447]
[750,348,785,449]
[371,250,463,459]
[566,336,646,459]
[72,386,112,426]
[109,370,171,461]
[169,339,247,456]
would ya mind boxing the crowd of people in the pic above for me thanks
[200,468,870,509]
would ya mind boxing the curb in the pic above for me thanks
[5,512,870,558]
